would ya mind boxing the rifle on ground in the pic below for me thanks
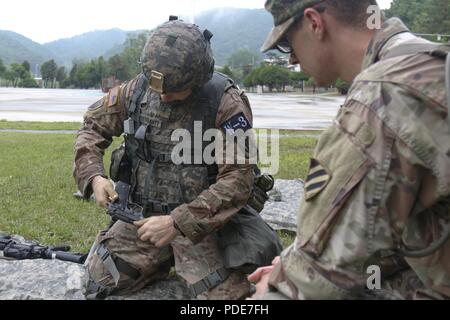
[107,181,144,224]
[0,235,87,264]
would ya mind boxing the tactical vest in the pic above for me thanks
[105,74,282,296]
[109,72,272,215]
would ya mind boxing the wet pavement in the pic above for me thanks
[0,88,345,130]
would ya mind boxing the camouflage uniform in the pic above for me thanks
[73,75,257,299]
[73,20,281,299]
[263,17,450,299]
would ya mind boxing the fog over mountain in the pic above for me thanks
[0,8,273,72]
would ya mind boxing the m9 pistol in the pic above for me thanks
[107,181,144,224]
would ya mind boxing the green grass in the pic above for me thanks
[0,132,121,252]
[275,136,317,180]
[0,124,317,253]
[0,120,82,131]
[256,129,323,136]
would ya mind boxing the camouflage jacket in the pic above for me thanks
[73,76,255,244]
[266,18,450,300]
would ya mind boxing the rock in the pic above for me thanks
[260,179,304,232]
[0,259,87,300]
[267,188,283,202]
[106,279,192,300]
[0,259,192,300]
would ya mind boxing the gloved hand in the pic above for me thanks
[91,176,119,208]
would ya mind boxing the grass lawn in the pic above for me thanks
[0,120,82,131]
[0,123,318,252]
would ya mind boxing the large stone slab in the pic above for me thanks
[0,259,87,300]
[260,179,303,232]
[0,259,192,300]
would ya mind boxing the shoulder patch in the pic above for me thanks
[88,98,104,111]
[221,112,252,134]
[107,87,120,107]
[304,158,331,201]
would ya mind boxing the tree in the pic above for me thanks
[306,77,317,93]
[69,62,80,88]
[259,65,290,92]
[227,49,260,69]
[41,60,58,88]
[243,72,255,88]
[10,64,29,87]
[72,61,96,89]
[6,63,36,88]
[217,65,234,79]
[56,66,67,84]
[385,0,425,32]
[96,57,107,81]
[289,71,310,91]
[22,61,31,73]
[243,65,291,92]
[119,32,149,80]
[107,55,129,82]
[0,58,6,78]
[244,66,264,88]
[19,77,39,88]
[386,0,450,38]
[335,78,350,95]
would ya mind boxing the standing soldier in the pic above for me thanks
[250,0,450,299]
[74,17,282,300]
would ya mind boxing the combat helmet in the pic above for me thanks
[140,16,215,94]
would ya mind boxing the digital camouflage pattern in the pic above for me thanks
[264,18,450,300]
[140,20,215,93]
[74,68,255,298]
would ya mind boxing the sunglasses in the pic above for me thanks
[276,39,294,54]
[275,4,327,55]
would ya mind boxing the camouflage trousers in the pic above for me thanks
[86,220,251,300]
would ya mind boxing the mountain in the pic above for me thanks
[193,8,274,66]
[0,30,59,71]
[43,29,131,67]
[0,29,138,71]
[0,8,274,72]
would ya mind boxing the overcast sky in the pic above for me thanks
[0,0,393,43]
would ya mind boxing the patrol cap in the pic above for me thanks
[261,0,325,52]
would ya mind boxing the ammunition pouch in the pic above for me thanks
[216,205,283,274]
[110,143,131,184]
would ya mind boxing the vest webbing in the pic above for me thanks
[125,72,236,210]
